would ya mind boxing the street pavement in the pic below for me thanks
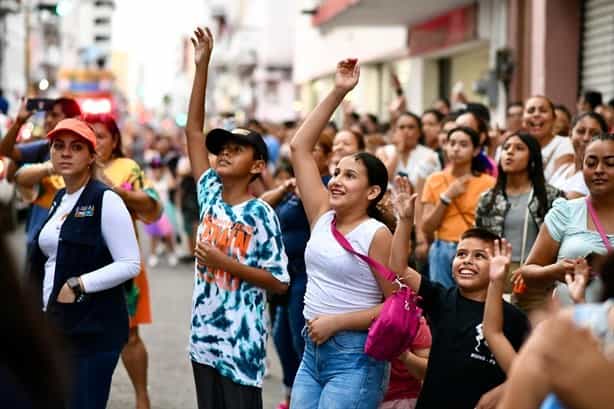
[7,222,284,409]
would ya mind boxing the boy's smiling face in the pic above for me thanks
[452,237,493,294]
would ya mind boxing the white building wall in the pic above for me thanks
[1,10,26,106]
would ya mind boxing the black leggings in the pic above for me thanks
[192,361,263,409]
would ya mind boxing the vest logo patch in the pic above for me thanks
[75,205,95,218]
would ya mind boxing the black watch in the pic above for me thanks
[67,277,86,303]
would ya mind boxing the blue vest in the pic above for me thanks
[31,179,128,354]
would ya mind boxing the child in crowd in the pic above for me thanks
[144,156,178,267]
[185,27,289,409]
[379,316,431,409]
[390,176,530,409]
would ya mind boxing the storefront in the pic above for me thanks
[581,0,614,102]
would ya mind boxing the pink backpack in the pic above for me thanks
[331,217,423,361]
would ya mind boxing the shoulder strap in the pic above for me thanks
[519,189,533,264]
[330,217,396,282]
[586,196,613,251]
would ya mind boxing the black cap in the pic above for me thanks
[206,127,268,163]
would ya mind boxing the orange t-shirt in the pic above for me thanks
[422,170,495,242]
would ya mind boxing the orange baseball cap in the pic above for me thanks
[47,118,97,148]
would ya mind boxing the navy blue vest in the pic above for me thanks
[31,179,129,353]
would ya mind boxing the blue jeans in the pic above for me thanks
[69,349,121,409]
[291,329,389,409]
[273,273,307,388]
[428,239,458,288]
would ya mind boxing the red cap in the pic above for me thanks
[47,118,97,148]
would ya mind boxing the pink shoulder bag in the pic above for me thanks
[586,197,613,251]
[330,217,422,361]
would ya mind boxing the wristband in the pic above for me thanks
[440,193,451,206]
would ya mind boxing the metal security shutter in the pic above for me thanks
[582,0,614,102]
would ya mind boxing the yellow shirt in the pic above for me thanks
[422,170,495,242]
[103,157,160,223]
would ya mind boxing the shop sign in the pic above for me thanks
[409,4,477,56]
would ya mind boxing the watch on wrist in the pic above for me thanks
[440,193,451,206]
[67,277,86,303]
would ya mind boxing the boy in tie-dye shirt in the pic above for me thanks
[186,24,288,409]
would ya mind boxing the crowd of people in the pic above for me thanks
[0,25,613,409]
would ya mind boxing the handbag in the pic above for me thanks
[586,197,613,251]
[330,217,422,361]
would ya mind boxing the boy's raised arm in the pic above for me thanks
[483,239,517,374]
[390,176,422,292]
[186,27,214,181]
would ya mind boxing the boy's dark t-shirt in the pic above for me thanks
[416,277,530,409]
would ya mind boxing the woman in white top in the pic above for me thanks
[523,96,575,182]
[30,118,140,409]
[290,59,396,409]
[550,112,608,198]
[378,111,441,190]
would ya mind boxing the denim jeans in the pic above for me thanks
[428,239,458,289]
[69,349,121,409]
[291,329,389,409]
[273,273,307,388]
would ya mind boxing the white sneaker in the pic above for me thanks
[168,254,178,267]
[148,255,159,268]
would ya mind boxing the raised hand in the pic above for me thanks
[334,58,360,94]
[392,175,417,221]
[190,26,214,66]
[487,239,512,281]
[565,257,590,304]
[17,97,33,124]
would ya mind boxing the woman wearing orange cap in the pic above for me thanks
[84,113,161,409]
[30,118,141,409]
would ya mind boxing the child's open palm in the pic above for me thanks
[191,26,214,65]
[392,176,417,221]
[334,59,360,93]
[487,239,512,281]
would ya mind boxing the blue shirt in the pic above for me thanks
[190,168,289,387]
[276,176,330,275]
[17,140,52,246]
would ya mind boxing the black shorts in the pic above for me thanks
[192,360,262,409]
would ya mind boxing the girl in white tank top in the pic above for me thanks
[289,59,396,409]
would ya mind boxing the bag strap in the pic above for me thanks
[586,197,613,251]
[519,189,533,264]
[441,174,472,229]
[330,217,397,282]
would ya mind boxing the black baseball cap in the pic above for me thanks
[206,127,268,163]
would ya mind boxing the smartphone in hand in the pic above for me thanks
[26,98,55,112]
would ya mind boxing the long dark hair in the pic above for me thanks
[446,126,488,174]
[83,113,125,158]
[488,132,549,218]
[0,235,68,407]
[353,152,388,222]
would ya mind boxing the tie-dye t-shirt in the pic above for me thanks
[190,168,289,387]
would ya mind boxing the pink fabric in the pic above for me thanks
[144,213,173,238]
[330,217,423,361]
[586,197,613,251]
[383,317,432,402]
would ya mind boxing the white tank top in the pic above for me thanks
[303,210,387,320]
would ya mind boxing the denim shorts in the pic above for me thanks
[428,239,458,288]
[291,328,390,409]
